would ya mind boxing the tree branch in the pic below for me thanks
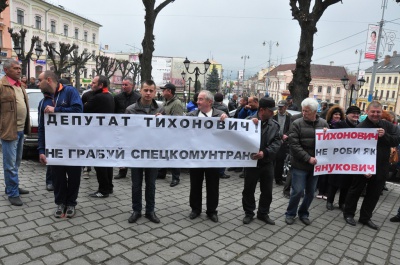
[155,0,175,15]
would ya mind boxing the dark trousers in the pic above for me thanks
[46,165,53,185]
[343,174,385,222]
[242,163,274,217]
[317,175,329,195]
[327,185,349,206]
[274,147,287,182]
[189,168,219,215]
[283,168,292,196]
[131,168,158,213]
[94,167,113,195]
[158,168,180,181]
[52,165,81,206]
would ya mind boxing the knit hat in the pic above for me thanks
[346,106,361,115]
[214,93,224,102]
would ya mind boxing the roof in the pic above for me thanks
[365,54,400,73]
[267,63,347,80]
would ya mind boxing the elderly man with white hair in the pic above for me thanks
[285,98,329,226]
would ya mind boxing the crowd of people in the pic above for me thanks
[2,59,400,230]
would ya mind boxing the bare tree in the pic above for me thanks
[0,0,8,13]
[70,49,93,90]
[44,42,78,78]
[288,0,342,107]
[118,60,141,86]
[95,55,118,79]
[141,0,175,81]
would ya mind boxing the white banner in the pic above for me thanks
[44,113,260,168]
[314,128,378,176]
[365,24,379,60]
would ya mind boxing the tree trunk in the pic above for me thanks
[141,15,156,81]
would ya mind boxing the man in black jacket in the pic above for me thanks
[343,101,400,230]
[242,97,281,225]
[273,100,292,185]
[84,75,115,198]
[113,77,140,179]
[228,94,238,111]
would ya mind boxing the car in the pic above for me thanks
[23,89,43,158]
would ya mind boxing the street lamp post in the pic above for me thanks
[8,28,43,80]
[188,77,193,103]
[181,71,187,104]
[183,57,211,94]
[263,41,279,97]
[341,76,366,108]
[240,55,249,95]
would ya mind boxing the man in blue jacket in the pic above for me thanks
[38,70,83,218]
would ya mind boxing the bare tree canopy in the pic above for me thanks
[288,0,342,107]
[95,55,118,79]
[141,0,175,81]
[44,42,78,78]
[0,0,8,13]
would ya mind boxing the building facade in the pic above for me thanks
[9,0,101,83]
[357,51,400,112]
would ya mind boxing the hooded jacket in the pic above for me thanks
[38,84,83,155]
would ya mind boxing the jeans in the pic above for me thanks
[131,168,158,213]
[286,167,318,218]
[242,163,274,217]
[2,131,24,198]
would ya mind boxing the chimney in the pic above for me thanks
[330,61,334,66]
[384,55,391,65]
[393,51,398,57]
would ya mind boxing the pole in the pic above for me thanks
[194,68,199,94]
[188,78,191,104]
[349,85,354,107]
[368,0,387,102]
[266,41,272,97]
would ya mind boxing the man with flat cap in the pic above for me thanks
[242,97,281,225]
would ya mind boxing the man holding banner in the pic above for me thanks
[38,70,83,218]
[343,101,400,230]
[285,98,329,226]
[242,97,281,225]
[187,90,228,223]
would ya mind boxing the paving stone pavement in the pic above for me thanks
[1,154,400,265]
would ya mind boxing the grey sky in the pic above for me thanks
[55,0,399,78]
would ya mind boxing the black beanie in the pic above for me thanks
[346,106,361,115]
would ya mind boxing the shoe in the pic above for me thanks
[285,216,295,225]
[234,168,242,173]
[89,191,109,198]
[359,219,378,230]
[344,216,357,226]
[316,195,323,199]
[145,212,160,223]
[239,173,244,178]
[322,196,328,200]
[8,196,23,206]
[46,184,54,191]
[18,188,29,194]
[83,171,90,179]
[383,184,389,191]
[299,217,311,226]
[326,202,334,211]
[276,180,284,185]
[390,215,400,222]
[257,214,275,225]
[220,174,230,179]
[65,206,75,218]
[114,168,127,179]
[283,192,290,199]
[54,204,66,218]
[128,212,142,223]
[170,180,179,187]
[243,215,253,224]
[189,212,200,220]
[208,213,218,223]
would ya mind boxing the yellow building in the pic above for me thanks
[357,51,400,112]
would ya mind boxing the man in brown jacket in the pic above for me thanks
[0,59,30,206]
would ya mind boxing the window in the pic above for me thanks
[374,90,378,99]
[35,15,41,29]
[64,24,68,36]
[386,90,389,100]
[327,86,331,94]
[92,50,96,60]
[84,68,87,78]
[318,86,322,93]
[336,87,340,94]
[388,77,392,84]
[392,91,396,99]
[92,33,96,44]
[74,28,79,39]
[377,77,380,83]
[0,30,3,47]
[334,100,339,104]
[379,90,383,100]
[382,77,386,84]
[84,31,88,42]
[17,9,24,24]
[50,21,56,33]
[367,76,370,83]
[395,77,398,84]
